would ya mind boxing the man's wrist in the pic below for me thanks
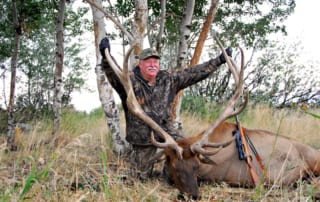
[209,57,222,66]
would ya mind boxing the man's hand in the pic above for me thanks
[99,37,111,59]
[219,47,232,64]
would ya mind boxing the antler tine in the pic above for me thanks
[197,136,236,156]
[104,47,183,159]
[214,34,240,85]
[214,34,241,85]
[190,36,247,155]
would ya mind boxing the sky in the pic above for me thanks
[284,1,320,62]
[70,1,320,112]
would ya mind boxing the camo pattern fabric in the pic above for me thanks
[102,56,222,146]
[125,145,158,180]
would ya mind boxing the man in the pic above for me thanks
[99,37,232,180]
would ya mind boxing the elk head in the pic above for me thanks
[150,133,237,200]
[104,36,247,200]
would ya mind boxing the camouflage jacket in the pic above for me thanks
[102,56,222,146]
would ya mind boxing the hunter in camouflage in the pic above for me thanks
[99,37,232,180]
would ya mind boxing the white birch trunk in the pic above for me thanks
[176,0,195,69]
[90,0,129,155]
[86,0,149,154]
[173,0,195,131]
[53,0,66,136]
[132,0,148,63]
[7,0,21,150]
[155,0,166,52]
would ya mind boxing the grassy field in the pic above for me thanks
[0,105,319,201]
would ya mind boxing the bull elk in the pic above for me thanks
[104,38,320,200]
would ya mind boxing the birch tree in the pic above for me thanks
[53,0,66,135]
[7,0,21,151]
[89,0,129,155]
[172,0,220,131]
[170,0,195,131]
[131,0,148,61]
[154,0,166,52]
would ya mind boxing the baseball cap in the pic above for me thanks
[139,48,160,60]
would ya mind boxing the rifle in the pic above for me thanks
[233,114,260,186]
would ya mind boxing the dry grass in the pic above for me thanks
[0,105,319,201]
[243,105,320,149]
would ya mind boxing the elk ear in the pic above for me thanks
[199,154,218,165]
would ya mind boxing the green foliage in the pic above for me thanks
[124,0,296,51]
[0,107,105,136]
[181,95,208,118]
[58,108,104,134]
[149,0,207,43]
[88,107,105,119]
[215,0,295,48]
[20,155,57,200]
[65,6,91,35]
[186,39,319,108]
[20,166,37,198]
[181,95,231,122]
[304,111,320,119]
[115,0,134,17]
[247,40,320,107]
[181,94,251,124]
[0,0,92,127]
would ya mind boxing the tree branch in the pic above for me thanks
[84,0,135,43]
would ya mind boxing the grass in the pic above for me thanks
[0,105,319,201]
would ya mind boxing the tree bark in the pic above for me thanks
[172,0,219,130]
[155,0,166,52]
[90,0,129,155]
[85,0,149,62]
[53,0,66,136]
[85,0,134,42]
[131,0,148,65]
[190,0,219,67]
[176,0,195,69]
[7,0,21,151]
[172,0,195,131]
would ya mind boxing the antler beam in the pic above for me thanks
[190,35,248,155]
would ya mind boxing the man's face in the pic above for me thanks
[139,57,160,82]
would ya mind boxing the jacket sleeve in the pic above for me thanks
[100,56,127,101]
[171,57,223,91]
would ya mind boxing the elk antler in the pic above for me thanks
[104,47,183,159]
[190,35,248,155]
